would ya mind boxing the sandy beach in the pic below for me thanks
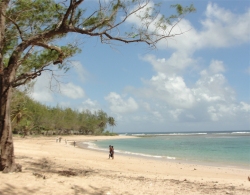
[1,135,250,195]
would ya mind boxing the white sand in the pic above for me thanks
[0,135,250,195]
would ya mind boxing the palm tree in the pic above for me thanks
[97,110,108,134]
[108,117,116,133]
[21,120,34,138]
[11,104,32,128]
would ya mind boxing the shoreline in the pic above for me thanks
[0,135,249,195]
[75,136,250,171]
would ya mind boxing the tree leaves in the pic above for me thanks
[11,90,115,135]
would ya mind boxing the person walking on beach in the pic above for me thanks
[109,145,112,159]
[111,146,114,159]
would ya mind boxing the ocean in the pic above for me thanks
[84,131,250,168]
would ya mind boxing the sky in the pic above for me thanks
[29,0,250,133]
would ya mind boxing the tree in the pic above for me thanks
[108,117,116,133]
[0,0,195,172]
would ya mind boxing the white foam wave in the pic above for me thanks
[211,133,229,135]
[231,132,250,134]
[110,150,176,160]
[131,133,208,136]
[168,133,207,136]
[81,142,176,160]
[82,141,108,151]
[131,134,146,136]
[166,156,176,160]
[121,151,163,158]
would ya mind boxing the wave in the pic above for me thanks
[82,141,105,150]
[131,133,146,136]
[231,132,250,134]
[168,133,207,136]
[81,141,176,160]
[122,131,250,137]
[115,150,176,160]
[130,133,208,136]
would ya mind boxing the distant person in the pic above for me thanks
[109,145,112,159]
[111,146,114,159]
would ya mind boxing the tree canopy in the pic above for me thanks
[11,90,116,136]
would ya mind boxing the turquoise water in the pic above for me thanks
[88,131,250,168]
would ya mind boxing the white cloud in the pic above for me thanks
[105,92,138,114]
[126,1,154,25]
[194,60,234,103]
[28,73,54,102]
[169,109,183,120]
[127,2,250,53]
[141,101,151,111]
[60,82,85,99]
[128,56,250,124]
[124,2,250,126]
[30,90,53,102]
[71,61,89,82]
[138,73,195,109]
[143,52,196,75]
[79,98,100,113]
[207,102,250,122]
[201,3,250,47]
[240,102,250,112]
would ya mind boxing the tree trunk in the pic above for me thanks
[0,0,20,173]
[0,84,21,173]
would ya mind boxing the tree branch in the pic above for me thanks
[0,11,23,40]
[61,0,84,28]
[17,46,34,66]
[33,42,62,53]
[12,64,51,88]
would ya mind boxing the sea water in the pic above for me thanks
[85,131,250,168]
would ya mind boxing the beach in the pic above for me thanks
[1,135,250,195]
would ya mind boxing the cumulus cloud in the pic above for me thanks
[28,73,54,102]
[29,70,85,104]
[127,2,249,53]
[60,82,85,99]
[78,99,100,113]
[142,52,196,75]
[169,109,183,121]
[124,2,250,125]
[207,102,250,122]
[30,89,53,103]
[128,57,250,123]
[105,92,138,114]
[135,73,195,109]
[200,3,250,47]
[194,60,234,103]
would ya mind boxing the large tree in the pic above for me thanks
[0,0,195,173]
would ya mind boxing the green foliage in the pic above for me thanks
[4,0,80,79]
[11,90,116,136]
[170,4,196,18]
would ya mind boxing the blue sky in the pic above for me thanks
[29,0,250,133]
